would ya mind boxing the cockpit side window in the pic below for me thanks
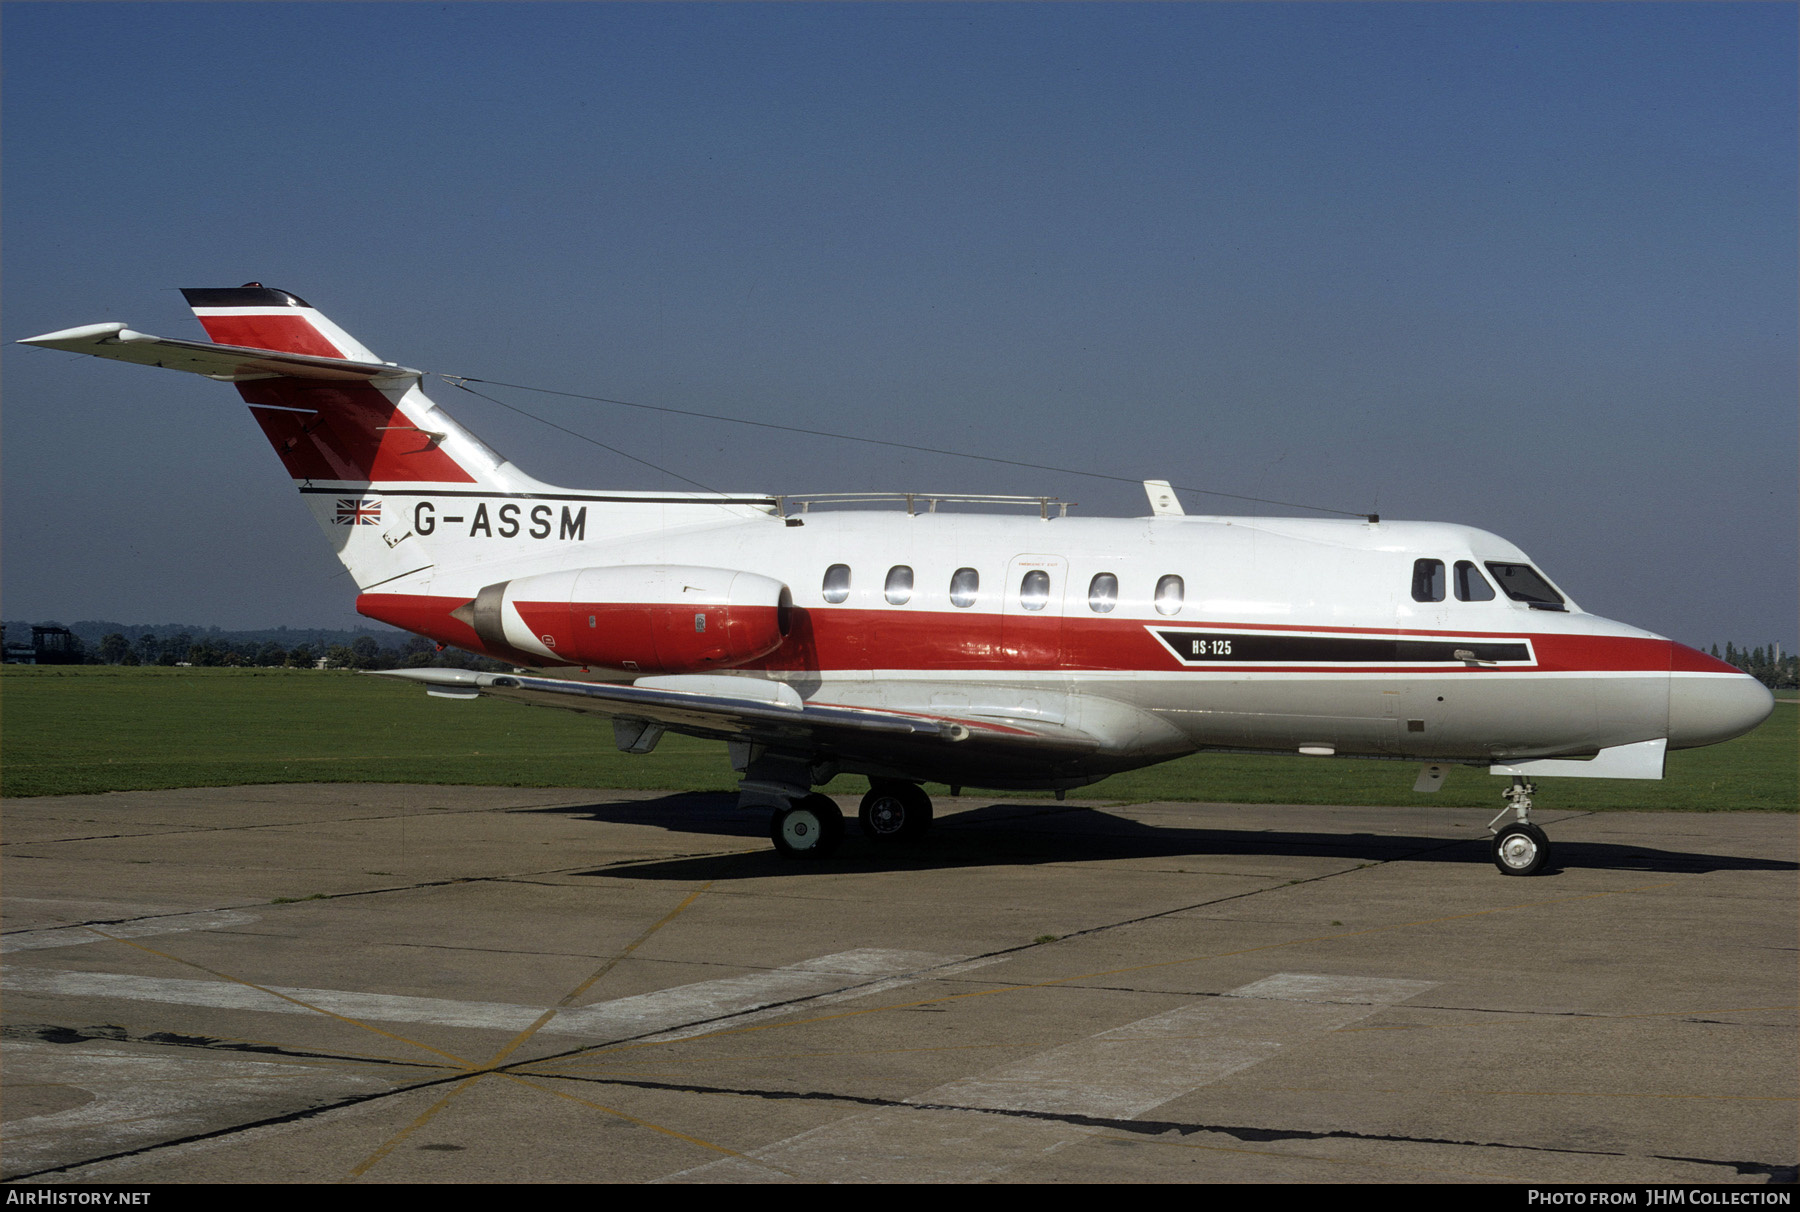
[1484,562,1566,610]
[1454,560,1496,602]
[1411,559,1446,603]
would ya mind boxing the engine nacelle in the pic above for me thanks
[457,565,792,673]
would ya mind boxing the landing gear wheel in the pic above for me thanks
[1492,822,1551,876]
[858,781,934,844]
[771,794,844,860]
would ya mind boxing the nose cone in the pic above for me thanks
[1667,644,1776,749]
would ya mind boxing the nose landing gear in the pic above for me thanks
[1489,777,1552,876]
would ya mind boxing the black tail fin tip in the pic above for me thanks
[181,286,313,309]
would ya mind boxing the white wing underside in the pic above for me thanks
[373,668,1192,782]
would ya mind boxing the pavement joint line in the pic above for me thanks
[1,855,742,921]
[0,1022,472,1072]
[586,878,1688,1056]
[1243,1084,1796,1102]
[1084,1130,1528,1181]
[1336,1004,1798,1032]
[79,929,481,1070]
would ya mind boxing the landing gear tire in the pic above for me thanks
[771,794,844,860]
[1492,822,1551,876]
[858,781,933,844]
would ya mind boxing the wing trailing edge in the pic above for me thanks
[372,668,971,743]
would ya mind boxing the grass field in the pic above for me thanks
[3,665,1793,810]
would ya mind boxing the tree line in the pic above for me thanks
[1710,643,1797,690]
[79,631,508,672]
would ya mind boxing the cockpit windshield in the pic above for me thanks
[1484,562,1567,611]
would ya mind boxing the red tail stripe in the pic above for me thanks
[194,313,344,358]
[241,380,474,484]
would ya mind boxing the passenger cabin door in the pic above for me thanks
[1000,554,1068,668]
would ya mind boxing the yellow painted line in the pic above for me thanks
[477,881,714,1070]
[343,1074,482,1182]
[84,930,476,1069]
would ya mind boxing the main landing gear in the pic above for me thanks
[1489,777,1552,876]
[764,781,936,860]
[770,794,845,860]
[858,780,934,846]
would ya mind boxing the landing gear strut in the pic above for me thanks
[858,780,934,845]
[770,794,844,860]
[1488,777,1552,876]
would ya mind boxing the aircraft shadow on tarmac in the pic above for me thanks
[518,793,1798,881]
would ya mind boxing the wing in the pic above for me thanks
[374,669,1193,789]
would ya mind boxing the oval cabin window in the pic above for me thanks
[821,564,851,604]
[950,567,980,608]
[1088,572,1118,614]
[885,565,914,605]
[1020,569,1051,611]
[1154,574,1184,616]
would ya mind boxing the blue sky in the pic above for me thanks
[4,2,1795,649]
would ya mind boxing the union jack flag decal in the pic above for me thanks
[334,498,381,526]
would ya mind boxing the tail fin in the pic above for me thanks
[174,286,532,592]
[179,286,499,493]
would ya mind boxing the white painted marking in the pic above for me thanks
[551,949,981,1039]
[2,969,548,1031]
[661,972,1437,1183]
[2,910,261,953]
[924,973,1434,1119]
[1226,972,1437,1005]
[0,949,987,1040]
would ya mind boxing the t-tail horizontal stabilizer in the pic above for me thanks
[17,322,420,383]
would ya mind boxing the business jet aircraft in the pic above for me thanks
[22,286,1774,875]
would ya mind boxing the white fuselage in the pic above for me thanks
[349,499,1755,772]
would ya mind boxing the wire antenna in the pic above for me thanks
[439,374,1374,520]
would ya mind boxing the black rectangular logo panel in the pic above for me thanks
[1154,630,1531,665]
